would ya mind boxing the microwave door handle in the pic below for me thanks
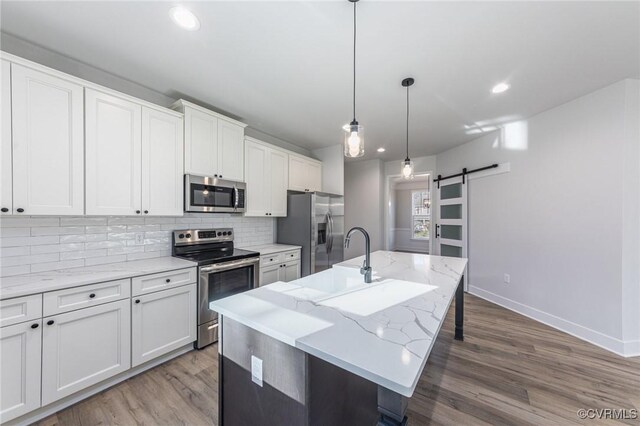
[233,186,239,210]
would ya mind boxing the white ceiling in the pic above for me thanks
[1,1,638,161]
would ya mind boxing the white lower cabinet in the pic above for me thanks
[260,265,281,286]
[0,320,42,423]
[259,254,301,286]
[41,299,131,405]
[131,284,196,367]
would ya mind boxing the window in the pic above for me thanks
[412,189,430,239]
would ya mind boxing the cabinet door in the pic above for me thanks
[0,320,42,423]
[244,140,269,216]
[11,64,84,215]
[269,148,288,217]
[131,284,196,367]
[260,264,281,286]
[42,299,131,405]
[288,155,308,192]
[1,60,11,215]
[283,261,300,282]
[217,120,244,182]
[184,106,218,176]
[85,89,142,215]
[307,161,323,192]
[142,107,184,216]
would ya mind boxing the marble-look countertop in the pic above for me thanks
[0,257,197,300]
[239,243,301,256]
[211,250,467,397]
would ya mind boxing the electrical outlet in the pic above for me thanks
[135,233,144,245]
[251,355,263,387]
[504,273,511,284]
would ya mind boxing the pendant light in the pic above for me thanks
[344,0,364,158]
[401,77,415,179]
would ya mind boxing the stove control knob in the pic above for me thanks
[217,232,222,236]
[185,233,192,238]
[228,231,232,235]
[178,234,185,239]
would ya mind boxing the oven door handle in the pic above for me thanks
[200,257,259,273]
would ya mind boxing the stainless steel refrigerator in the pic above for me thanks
[277,192,344,277]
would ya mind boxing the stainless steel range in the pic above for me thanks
[172,228,259,348]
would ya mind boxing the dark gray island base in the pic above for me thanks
[217,275,465,426]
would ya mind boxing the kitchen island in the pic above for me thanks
[211,251,467,425]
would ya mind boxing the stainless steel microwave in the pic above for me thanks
[184,175,246,213]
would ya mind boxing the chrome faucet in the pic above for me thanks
[344,227,372,283]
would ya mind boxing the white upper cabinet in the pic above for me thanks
[244,138,289,217]
[269,149,289,216]
[11,64,84,215]
[173,100,246,181]
[289,154,322,193]
[218,119,245,182]
[1,60,11,215]
[142,107,184,216]
[85,89,142,216]
[183,105,218,176]
[244,139,269,216]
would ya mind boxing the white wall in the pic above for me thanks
[344,159,384,259]
[312,144,344,195]
[436,79,640,356]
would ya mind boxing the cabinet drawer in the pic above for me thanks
[43,279,130,316]
[132,267,197,296]
[0,294,42,328]
[283,250,300,261]
[260,253,283,267]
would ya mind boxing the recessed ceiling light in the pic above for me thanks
[377,147,386,153]
[169,6,200,31]
[491,82,510,94]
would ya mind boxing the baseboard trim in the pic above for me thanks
[6,344,194,426]
[469,286,638,358]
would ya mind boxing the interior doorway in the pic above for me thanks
[384,173,432,254]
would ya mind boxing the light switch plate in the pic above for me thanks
[251,355,263,387]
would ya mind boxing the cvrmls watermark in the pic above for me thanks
[577,408,638,420]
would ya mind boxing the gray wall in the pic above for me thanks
[436,79,639,356]
[344,159,384,260]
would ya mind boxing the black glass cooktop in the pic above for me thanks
[173,247,259,266]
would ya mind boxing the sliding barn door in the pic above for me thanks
[435,176,468,289]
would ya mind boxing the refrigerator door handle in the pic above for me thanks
[327,211,334,254]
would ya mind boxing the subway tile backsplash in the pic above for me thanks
[0,214,275,276]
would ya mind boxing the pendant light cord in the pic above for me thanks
[405,85,410,160]
[352,0,357,123]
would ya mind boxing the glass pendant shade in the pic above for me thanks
[401,158,414,180]
[344,122,364,158]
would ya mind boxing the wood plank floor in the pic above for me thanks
[35,295,640,426]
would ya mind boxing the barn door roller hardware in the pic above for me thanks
[434,164,498,188]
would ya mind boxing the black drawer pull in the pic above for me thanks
[89,293,96,298]
[47,320,54,326]
[136,210,141,214]
[135,299,141,304]
[165,278,171,283]
[1,207,8,212]
[31,323,39,329]
[16,208,24,213]
[144,210,149,214]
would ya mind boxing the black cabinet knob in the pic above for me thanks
[47,320,54,326]
[219,175,223,178]
[214,174,218,178]
[1,207,8,212]
[16,208,24,213]
[135,299,141,304]
[136,210,141,214]
[31,323,39,329]
[89,293,96,298]
[165,278,171,283]
[144,210,149,214]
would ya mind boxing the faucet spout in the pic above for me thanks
[344,227,372,283]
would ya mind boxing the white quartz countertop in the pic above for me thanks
[0,257,197,300]
[239,243,301,256]
[211,250,467,397]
